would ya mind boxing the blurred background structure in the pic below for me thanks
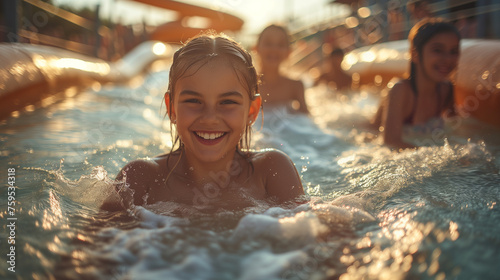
[2,0,499,62]
[0,0,498,91]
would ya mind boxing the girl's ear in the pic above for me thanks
[165,91,176,121]
[248,95,262,124]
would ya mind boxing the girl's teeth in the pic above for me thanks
[197,132,224,140]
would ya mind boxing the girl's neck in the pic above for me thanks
[260,66,282,82]
[180,149,239,184]
[415,68,439,97]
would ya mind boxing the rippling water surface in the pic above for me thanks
[0,69,499,280]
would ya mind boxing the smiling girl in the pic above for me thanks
[372,18,461,149]
[101,33,305,212]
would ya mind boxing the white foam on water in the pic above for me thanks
[80,197,378,280]
[232,211,327,246]
[239,249,308,280]
[334,140,498,210]
[132,206,189,229]
[126,249,215,280]
[312,202,376,225]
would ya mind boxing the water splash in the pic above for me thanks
[47,160,118,208]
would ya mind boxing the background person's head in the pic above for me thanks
[255,24,291,70]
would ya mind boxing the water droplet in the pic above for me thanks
[482,70,490,80]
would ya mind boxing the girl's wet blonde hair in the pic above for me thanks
[166,32,260,152]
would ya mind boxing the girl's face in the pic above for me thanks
[414,32,460,82]
[169,59,260,164]
[256,27,290,68]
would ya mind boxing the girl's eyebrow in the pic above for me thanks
[220,91,244,98]
[429,41,458,47]
[179,90,244,98]
[179,90,201,96]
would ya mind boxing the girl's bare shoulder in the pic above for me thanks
[118,153,176,179]
[387,79,413,101]
[247,149,295,173]
[246,149,304,202]
[248,148,289,159]
[390,79,411,92]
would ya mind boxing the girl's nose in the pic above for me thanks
[444,51,459,62]
[199,106,219,124]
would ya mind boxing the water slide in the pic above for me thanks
[131,0,244,43]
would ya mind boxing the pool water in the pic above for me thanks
[1,69,499,280]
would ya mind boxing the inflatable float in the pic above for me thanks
[0,41,172,120]
[343,39,500,126]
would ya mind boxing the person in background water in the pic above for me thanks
[314,47,353,92]
[101,32,305,212]
[254,24,309,114]
[371,18,461,150]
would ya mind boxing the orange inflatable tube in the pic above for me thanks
[453,40,500,127]
[343,40,409,86]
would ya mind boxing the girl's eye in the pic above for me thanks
[221,99,239,105]
[182,99,201,104]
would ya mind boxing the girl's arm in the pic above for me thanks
[382,83,415,150]
[260,149,305,204]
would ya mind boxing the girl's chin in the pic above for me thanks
[433,69,453,78]
[430,73,449,82]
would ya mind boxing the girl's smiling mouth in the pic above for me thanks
[194,131,227,145]
[435,65,453,76]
